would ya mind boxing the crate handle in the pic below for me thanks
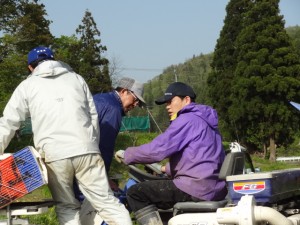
[28,146,48,184]
[0,153,13,160]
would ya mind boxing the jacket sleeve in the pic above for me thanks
[0,82,29,153]
[124,116,193,165]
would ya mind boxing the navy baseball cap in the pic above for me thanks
[155,82,196,105]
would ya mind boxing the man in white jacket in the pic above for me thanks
[0,46,132,225]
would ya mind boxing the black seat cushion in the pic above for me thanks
[173,199,228,215]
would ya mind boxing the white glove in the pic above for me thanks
[115,150,125,163]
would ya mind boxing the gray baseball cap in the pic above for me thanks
[116,77,146,106]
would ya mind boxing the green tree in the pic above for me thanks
[17,0,53,51]
[2,0,53,52]
[0,0,20,32]
[144,80,154,108]
[0,0,53,64]
[0,46,26,114]
[143,53,213,132]
[229,0,300,161]
[0,0,53,113]
[75,10,111,94]
[52,35,82,69]
[286,25,300,56]
[207,0,249,141]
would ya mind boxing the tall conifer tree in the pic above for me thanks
[75,10,111,94]
[207,0,249,140]
[229,0,300,160]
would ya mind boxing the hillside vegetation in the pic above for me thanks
[138,25,300,159]
[1,1,300,160]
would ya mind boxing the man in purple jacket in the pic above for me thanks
[115,82,227,225]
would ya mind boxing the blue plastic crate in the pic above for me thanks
[0,147,47,208]
[14,147,47,192]
[227,168,300,204]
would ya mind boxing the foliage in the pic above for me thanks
[21,187,59,225]
[24,207,59,225]
[0,0,53,115]
[286,25,300,56]
[206,0,300,161]
[229,0,300,161]
[5,134,33,153]
[0,0,53,52]
[0,4,111,117]
[207,0,249,141]
[52,35,82,69]
[1,0,300,164]
[276,132,300,156]
[144,54,213,132]
[0,47,27,114]
[143,21,300,139]
[143,26,300,141]
[12,0,53,52]
[251,154,295,171]
[0,0,19,32]
[109,132,158,186]
[75,10,111,94]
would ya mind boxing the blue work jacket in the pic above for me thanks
[93,91,125,172]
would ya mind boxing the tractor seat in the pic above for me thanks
[172,151,245,216]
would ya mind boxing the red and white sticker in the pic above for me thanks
[233,181,266,194]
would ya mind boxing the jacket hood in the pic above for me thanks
[29,60,74,78]
[179,103,219,129]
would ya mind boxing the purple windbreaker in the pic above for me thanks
[124,103,227,201]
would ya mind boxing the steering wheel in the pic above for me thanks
[127,163,169,182]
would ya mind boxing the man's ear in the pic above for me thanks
[121,88,128,93]
[185,96,192,104]
[119,88,128,97]
[28,65,34,72]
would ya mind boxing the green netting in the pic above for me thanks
[19,117,32,136]
[19,116,150,135]
[120,116,150,132]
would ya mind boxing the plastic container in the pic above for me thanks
[0,146,48,209]
[227,168,300,203]
[135,204,163,225]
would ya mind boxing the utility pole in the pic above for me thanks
[174,68,177,82]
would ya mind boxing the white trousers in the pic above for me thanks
[80,198,104,225]
[46,154,132,225]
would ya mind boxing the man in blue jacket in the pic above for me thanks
[94,77,146,175]
[79,77,145,224]
[115,82,227,225]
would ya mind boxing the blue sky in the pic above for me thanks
[41,0,300,83]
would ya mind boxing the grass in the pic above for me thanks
[251,154,299,171]
[0,186,59,225]
[21,207,59,225]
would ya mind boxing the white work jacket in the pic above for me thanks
[0,60,100,162]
